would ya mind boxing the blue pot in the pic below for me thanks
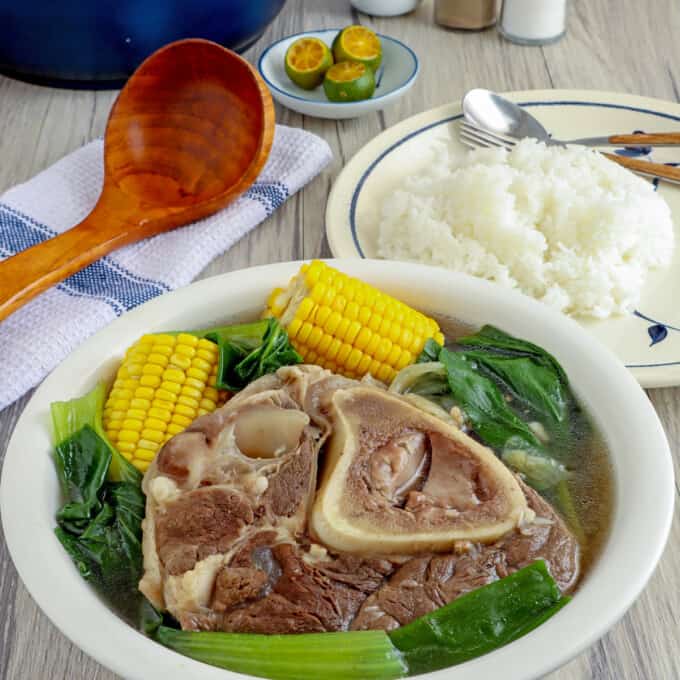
[0,0,287,88]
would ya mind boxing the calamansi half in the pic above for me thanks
[285,37,334,90]
[323,61,376,103]
[332,26,382,73]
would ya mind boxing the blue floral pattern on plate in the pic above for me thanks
[613,131,679,348]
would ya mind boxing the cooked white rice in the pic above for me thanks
[377,138,674,318]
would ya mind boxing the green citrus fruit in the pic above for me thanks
[323,61,376,103]
[332,25,382,73]
[284,37,333,90]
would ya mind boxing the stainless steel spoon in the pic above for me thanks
[461,88,680,186]
[462,88,680,147]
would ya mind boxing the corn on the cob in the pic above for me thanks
[264,261,445,383]
[103,333,228,472]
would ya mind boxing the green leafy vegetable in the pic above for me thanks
[388,560,569,674]
[191,318,302,391]
[438,350,543,452]
[410,333,572,491]
[50,382,141,485]
[156,627,407,680]
[458,325,570,423]
[54,425,111,534]
[51,402,145,620]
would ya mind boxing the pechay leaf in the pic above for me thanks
[438,350,542,451]
[200,319,302,391]
[50,383,141,486]
[461,351,569,423]
[54,425,111,535]
[416,338,443,363]
[458,325,568,386]
[51,418,146,621]
[388,560,566,674]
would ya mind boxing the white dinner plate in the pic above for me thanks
[257,29,418,119]
[1,260,674,680]
[325,90,680,387]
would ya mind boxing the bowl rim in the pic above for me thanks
[257,28,419,106]
[1,259,674,680]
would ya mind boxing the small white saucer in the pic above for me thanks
[257,28,419,120]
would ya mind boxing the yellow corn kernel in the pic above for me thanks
[368,359,382,377]
[144,417,167,432]
[187,367,209,382]
[171,413,192,428]
[134,386,155,400]
[160,380,182,394]
[335,318,350,342]
[317,333,333,356]
[141,429,164,444]
[118,430,140,443]
[121,418,143,432]
[152,398,175,411]
[396,350,413,370]
[327,338,342,361]
[287,318,302,339]
[147,352,169,366]
[345,320,361,345]
[142,364,163,377]
[133,448,157,462]
[355,327,372,351]
[377,364,394,382]
[148,407,172,421]
[323,311,342,336]
[175,403,196,419]
[153,334,175,346]
[204,386,219,401]
[169,353,192,370]
[346,348,363,371]
[192,357,212,373]
[140,374,161,388]
[307,326,324,350]
[297,321,313,344]
[177,395,200,409]
[387,345,402,368]
[155,388,177,402]
[137,438,160,451]
[374,339,392,362]
[357,354,372,375]
[130,398,151,411]
[336,343,352,366]
[162,368,185,383]
[200,398,216,411]
[181,385,203,400]
[135,459,152,472]
[116,441,136,453]
[177,333,198,347]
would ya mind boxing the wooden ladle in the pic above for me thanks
[0,38,275,322]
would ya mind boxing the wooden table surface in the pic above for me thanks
[0,0,679,678]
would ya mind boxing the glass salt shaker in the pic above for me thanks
[498,0,568,45]
[434,0,498,31]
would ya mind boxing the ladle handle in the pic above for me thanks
[0,208,133,322]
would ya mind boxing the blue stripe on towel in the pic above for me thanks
[245,181,289,214]
[0,204,170,315]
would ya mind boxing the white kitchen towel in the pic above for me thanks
[0,125,332,411]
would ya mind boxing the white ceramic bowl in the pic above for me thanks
[257,29,418,119]
[1,260,674,680]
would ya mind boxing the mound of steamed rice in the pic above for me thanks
[377,138,674,318]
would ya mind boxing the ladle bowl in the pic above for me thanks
[0,38,275,322]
